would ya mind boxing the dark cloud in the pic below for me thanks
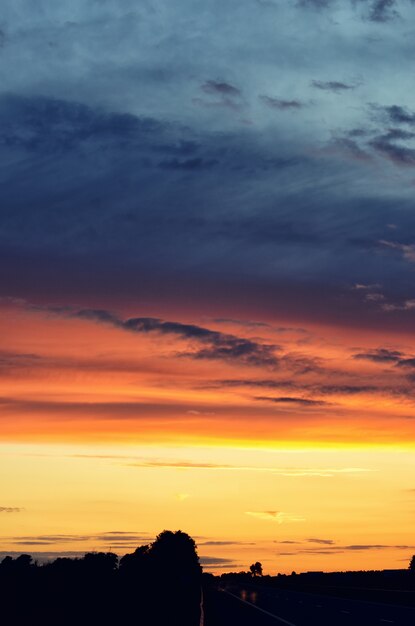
[211,379,297,390]
[307,537,335,545]
[195,81,243,112]
[367,0,399,22]
[6,532,151,546]
[33,306,280,368]
[0,351,41,370]
[197,540,256,546]
[0,95,166,153]
[277,542,415,555]
[353,348,403,363]
[255,396,328,406]
[311,80,356,92]
[317,384,379,395]
[396,357,415,369]
[341,543,415,550]
[201,81,241,97]
[332,137,371,161]
[3,7,415,337]
[259,95,304,110]
[199,556,236,565]
[369,131,415,166]
[383,105,415,125]
[298,0,401,21]
[296,0,333,7]
[213,379,407,399]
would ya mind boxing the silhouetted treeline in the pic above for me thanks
[0,530,202,626]
[214,561,415,608]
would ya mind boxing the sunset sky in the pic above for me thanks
[1,0,415,574]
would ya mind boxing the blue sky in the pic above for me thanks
[2,0,415,329]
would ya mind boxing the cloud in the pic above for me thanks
[370,136,415,166]
[0,507,23,513]
[352,347,415,372]
[4,531,151,546]
[211,379,297,390]
[317,384,380,395]
[255,396,328,406]
[395,357,415,369]
[276,541,415,556]
[307,537,335,545]
[353,348,403,363]
[296,0,333,7]
[4,3,415,342]
[341,543,415,551]
[199,556,237,568]
[383,105,415,125]
[297,0,400,22]
[379,240,415,262]
[32,306,280,368]
[311,80,356,92]
[382,299,415,312]
[245,511,306,523]
[127,458,372,477]
[201,80,241,97]
[332,137,371,161]
[259,95,304,110]
[197,540,256,546]
[367,0,399,22]
[214,378,392,398]
[195,80,243,111]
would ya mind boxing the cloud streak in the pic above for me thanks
[245,511,306,523]
[32,306,279,368]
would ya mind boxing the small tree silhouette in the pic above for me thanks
[409,555,415,571]
[249,561,263,577]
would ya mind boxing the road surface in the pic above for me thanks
[202,583,415,626]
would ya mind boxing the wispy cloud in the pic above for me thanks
[311,80,356,92]
[353,348,404,363]
[259,95,305,110]
[199,540,256,546]
[0,507,23,513]
[29,305,280,369]
[2,531,151,546]
[379,240,415,263]
[127,458,373,477]
[255,395,328,407]
[245,511,306,523]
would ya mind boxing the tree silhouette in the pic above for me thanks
[249,561,263,577]
[409,555,415,571]
[119,544,150,578]
[149,530,201,582]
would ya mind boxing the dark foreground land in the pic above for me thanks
[0,530,201,626]
[203,582,415,626]
[2,532,415,625]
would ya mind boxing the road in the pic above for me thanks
[202,583,415,626]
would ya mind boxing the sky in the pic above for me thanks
[1,0,415,574]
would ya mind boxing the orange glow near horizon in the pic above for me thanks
[1,300,415,573]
